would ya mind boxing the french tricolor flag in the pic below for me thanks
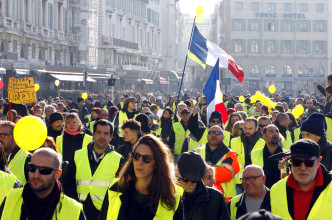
[203,59,228,124]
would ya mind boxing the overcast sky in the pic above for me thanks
[178,0,223,15]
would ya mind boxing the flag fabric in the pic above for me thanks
[203,59,228,124]
[188,24,244,83]
[0,78,4,90]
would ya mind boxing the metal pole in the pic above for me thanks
[111,86,114,103]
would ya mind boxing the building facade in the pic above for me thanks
[217,0,329,95]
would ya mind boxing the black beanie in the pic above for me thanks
[177,151,206,182]
[301,113,326,137]
[135,114,150,134]
[49,112,63,125]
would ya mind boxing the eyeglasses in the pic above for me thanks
[241,175,263,183]
[0,133,12,138]
[177,176,198,183]
[132,152,154,164]
[211,120,221,123]
[28,163,57,175]
[208,131,223,135]
[259,124,267,128]
[291,158,318,167]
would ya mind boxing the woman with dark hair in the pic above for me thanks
[286,112,301,142]
[99,134,184,220]
[160,107,174,143]
[224,112,242,133]
[108,106,119,123]
[165,96,176,111]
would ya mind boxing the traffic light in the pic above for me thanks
[108,78,116,86]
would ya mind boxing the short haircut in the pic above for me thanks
[263,124,278,134]
[276,113,289,123]
[150,104,158,112]
[0,121,15,131]
[275,105,285,113]
[326,85,332,94]
[245,117,258,128]
[258,116,272,124]
[45,105,55,111]
[163,108,174,116]
[327,74,332,82]
[120,119,141,135]
[33,148,61,169]
[93,119,114,135]
[261,105,269,113]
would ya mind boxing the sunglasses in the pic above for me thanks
[259,124,267,128]
[291,158,318,167]
[0,133,12,138]
[208,131,223,135]
[132,152,154,164]
[28,163,57,175]
[211,120,221,123]
[177,176,198,183]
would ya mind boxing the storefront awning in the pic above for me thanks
[0,68,6,75]
[141,79,153,84]
[15,69,29,75]
[50,74,97,82]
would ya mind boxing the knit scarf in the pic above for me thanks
[21,180,62,220]
[65,130,82,136]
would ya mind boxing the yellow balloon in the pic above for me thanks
[196,6,204,15]
[13,116,47,151]
[250,96,257,103]
[82,93,88,100]
[195,14,204,23]
[239,96,245,102]
[55,80,60,86]
[268,85,276,94]
[34,84,39,92]
[291,105,304,119]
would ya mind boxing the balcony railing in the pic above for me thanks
[113,38,138,50]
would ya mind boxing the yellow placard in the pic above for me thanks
[8,77,37,104]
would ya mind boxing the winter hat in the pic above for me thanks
[300,113,326,137]
[177,151,206,182]
[135,114,150,134]
[291,139,320,159]
[49,112,64,125]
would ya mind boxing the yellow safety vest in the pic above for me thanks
[74,148,121,210]
[118,111,138,137]
[280,130,292,149]
[106,179,183,220]
[1,188,83,220]
[326,117,332,142]
[229,194,242,220]
[0,171,17,204]
[8,149,30,185]
[89,120,96,133]
[293,127,301,142]
[270,176,332,220]
[230,137,265,184]
[173,122,190,155]
[195,146,237,198]
[56,133,93,156]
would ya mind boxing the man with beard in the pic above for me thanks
[0,148,85,219]
[257,117,272,137]
[251,125,287,188]
[300,113,332,171]
[0,121,30,185]
[47,112,64,141]
[274,113,292,149]
[230,118,265,194]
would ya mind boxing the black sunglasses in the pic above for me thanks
[208,131,223,135]
[259,124,267,128]
[132,152,154,164]
[177,176,198,183]
[0,133,12,138]
[28,163,57,175]
[291,158,318,167]
[211,120,221,123]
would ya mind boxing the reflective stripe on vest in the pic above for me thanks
[118,111,138,137]
[270,176,332,220]
[0,171,17,204]
[326,118,332,142]
[195,146,237,198]
[75,148,122,210]
[2,188,83,219]
[8,149,30,185]
[231,137,265,184]
[106,180,183,220]
[173,122,189,155]
[229,194,243,220]
[56,133,93,155]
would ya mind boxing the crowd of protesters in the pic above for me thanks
[0,74,330,219]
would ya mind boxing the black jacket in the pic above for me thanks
[319,137,332,171]
[116,141,134,163]
[227,190,269,219]
[187,113,207,142]
[262,164,332,219]
[61,131,87,162]
[183,180,230,220]
[99,181,184,220]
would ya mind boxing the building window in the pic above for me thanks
[300,4,308,12]
[251,2,259,11]
[298,20,309,32]
[283,20,291,32]
[283,65,292,75]
[298,40,308,54]
[313,20,325,32]
[249,20,259,31]
[268,3,275,11]
[284,3,291,12]
[235,2,243,11]
[250,64,260,75]
[234,19,243,31]
[266,65,276,75]
[250,40,259,53]
[282,40,292,54]
[267,20,276,31]
[234,40,243,52]
[317,65,324,75]
[266,40,275,53]
[313,41,324,54]
[316,4,324,12]
[298,65,309,75]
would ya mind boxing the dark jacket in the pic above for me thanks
[63,142,124,220]
[227,190,269,219]
[187,113,207,142]
[61,131,87,162]
[47,126,63,142]
[183,180,230,220]
[319,137,332,171]
[262,164,332,219]
[160,117,173,140]
[99,181,184,220]
[78,106,89,126]
[116,141,134,163]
